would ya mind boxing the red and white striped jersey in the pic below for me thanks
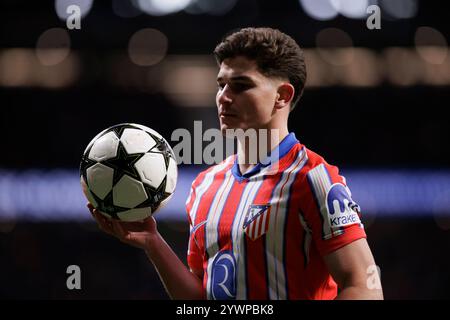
[185,133,366,300]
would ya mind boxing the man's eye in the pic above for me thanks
[217,83,250,92]
[230,83,249,91]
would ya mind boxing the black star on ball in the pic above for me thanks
[150,135,174,169]
[110,123,141,140]
[136,177,172,212]
[88,191,129,219]
[79,149,97,182]
[101,141,145,185]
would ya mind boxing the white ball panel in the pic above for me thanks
[131,124,163,139]
[117,207,152,221]
[135,153,166,189]
[154,193,173,214]
[165,157,178,194]
[88,131,120,161]
[83,127,109,155]
[80,176,98,208]
[113,174,148,208]
[120,128,156,154]
[86,163,114,200]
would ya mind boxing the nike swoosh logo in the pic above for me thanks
[191,220,208,234]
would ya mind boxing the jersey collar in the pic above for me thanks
[231,132,299,182]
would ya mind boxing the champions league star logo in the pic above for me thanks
[326,183,361,228]
[211,250,236,300]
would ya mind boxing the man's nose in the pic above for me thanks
[217,85,233,105]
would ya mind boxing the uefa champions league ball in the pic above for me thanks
[80,123,177,221]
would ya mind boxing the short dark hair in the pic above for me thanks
[213,27,307,110]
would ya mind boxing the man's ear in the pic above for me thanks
[275,83,295,110]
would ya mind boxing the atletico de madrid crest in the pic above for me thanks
[243,204,271,240]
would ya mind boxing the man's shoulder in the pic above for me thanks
[294,145,340,180]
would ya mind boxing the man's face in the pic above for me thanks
[216,56,281,134]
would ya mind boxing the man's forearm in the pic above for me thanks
[145,233,204,300]
[335,286,383,300]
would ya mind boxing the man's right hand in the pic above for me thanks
[87,203,158,250]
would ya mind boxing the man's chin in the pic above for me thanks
[220,124,237,137]
[220,125,231,136]
[221,125,255,138]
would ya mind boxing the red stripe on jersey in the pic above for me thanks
[283,179,306,299]
[186,168,209,216]
[244,177,278,300]
[217,179,248,250]
[285,158,330,299]
[273,147,307,299]
[244,144,306,300]
[192,169,230,253]
[196,170,231,294]
[187,158,235,280]
[283,149,339,299]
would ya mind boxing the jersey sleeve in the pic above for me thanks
[300,162,366,256]
[185,180,203,275]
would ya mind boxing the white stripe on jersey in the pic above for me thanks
[233,177,265,300]
[205,170,234,257]
[204,170,235,300]
[187,157,234,263]
[250,211,264,239]
[185,186,194,213]
[307,163,344,240]
[298,212,312,266]
[266,148,307,300]
[188,157,234,226]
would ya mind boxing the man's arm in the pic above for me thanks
[324,238,383,300]
[144,232,204,300]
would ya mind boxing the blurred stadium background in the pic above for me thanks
[1,0,449,299]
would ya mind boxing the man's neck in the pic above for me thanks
[237,127,289,175]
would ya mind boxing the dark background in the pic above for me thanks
[1,0,449,299]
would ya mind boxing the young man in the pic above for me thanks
[88,27,383,300]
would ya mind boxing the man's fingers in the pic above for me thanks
[86,203,146,246]
[87,203,94,211]
[111,221,142,246]
[111,220,128,239]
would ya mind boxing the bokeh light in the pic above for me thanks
[299,0,338,21]
[112,0,142,18]
[35,28,71,66]
[128,28,168,66]
[330,0,369,19]
[380,0,418,19]
[415,26,448,65]
[316,28,354,66]
[136,0,192,16]
[185,0,237,15]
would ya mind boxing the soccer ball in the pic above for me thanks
[80,123,177,221]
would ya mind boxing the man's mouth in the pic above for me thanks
[219,113,237,118]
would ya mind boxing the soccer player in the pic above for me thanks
[88,27,383,300]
